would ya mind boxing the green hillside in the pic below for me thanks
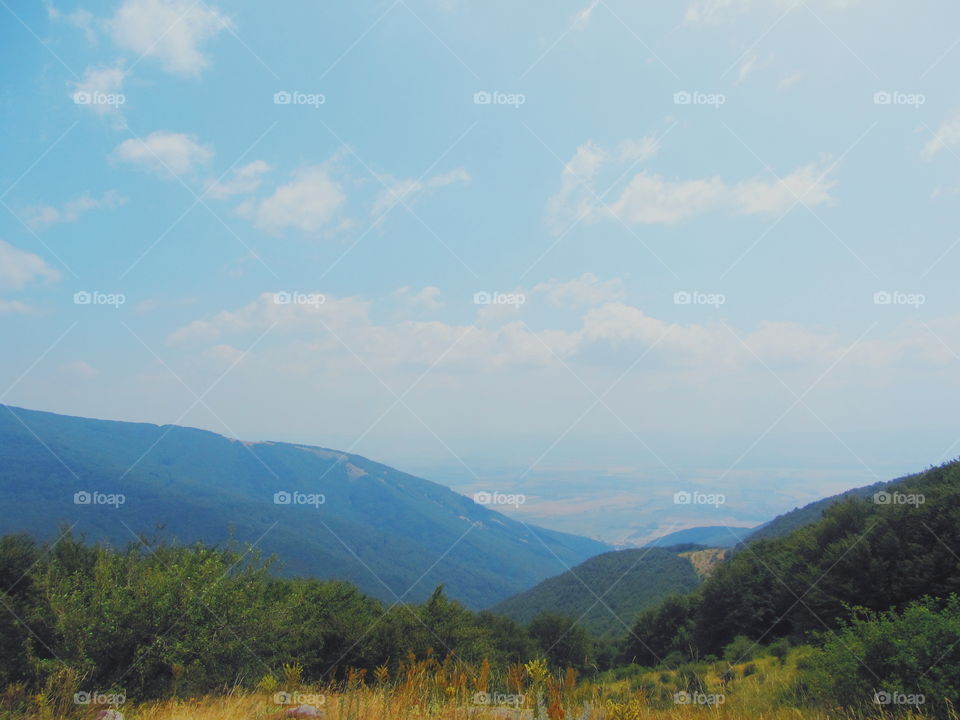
[744,479,894,543]
[626,458,960,661]
[490,547,701,637]
[0,405,609,608]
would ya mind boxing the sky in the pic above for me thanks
[2,0,960,544]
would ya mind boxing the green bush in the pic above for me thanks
[802,595,960,717]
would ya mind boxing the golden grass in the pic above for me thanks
[7,654,949,720]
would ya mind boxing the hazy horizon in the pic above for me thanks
[3,0,960,544]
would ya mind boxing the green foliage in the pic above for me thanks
[723,635,756,664]
[801,595,960,717]
[527,612,592,670]
[626,460,960,661]
[0,531,597,702]
[493,548,701,639]
[621,593,698,666]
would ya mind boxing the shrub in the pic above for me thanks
[801,595,960,717]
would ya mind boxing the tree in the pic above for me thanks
[527,613,591,670]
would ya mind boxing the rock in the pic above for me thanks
[285,705,324,718]
[93,711,123,720]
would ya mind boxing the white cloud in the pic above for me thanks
[552,140,837,226]
[107,0,230,75]
[47,4,97,43]
[736,55,757,84]
[241,166,346,235]
[60,361,99,379]
[370,168,470,221]
[113,131,213,176]
[570,0,602,30]
[731,159,836,215]
[22,192,127,231]
[617,137,660,163]
[532,273,625,308]
[159,283,960,443]
[546,141,608,233]
[168,292,370,345]
[205,160,271,200]
[546,137,660,232]
[922,114,960,159]
[71,62,126,121]
[0,240,61,290]
[0,299,36,315]
[395,286,443,312]
[606,173,728,224]
[778,71,803,90]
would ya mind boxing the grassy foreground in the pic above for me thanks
[4,653,952,720]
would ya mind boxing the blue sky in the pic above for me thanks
[2,0,960,543]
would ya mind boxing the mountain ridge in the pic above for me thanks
[0,404,610,608]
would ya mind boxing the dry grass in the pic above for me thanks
[5,655,948,720]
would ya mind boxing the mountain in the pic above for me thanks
[0,405,609,608]
[643,525,756,548]
[626,459,960,661]
[489,547,702,637]
[743,479,892,543]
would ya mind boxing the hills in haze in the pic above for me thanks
[642,525,755,548]
[0,405,609,608]
[489,546,704,637]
